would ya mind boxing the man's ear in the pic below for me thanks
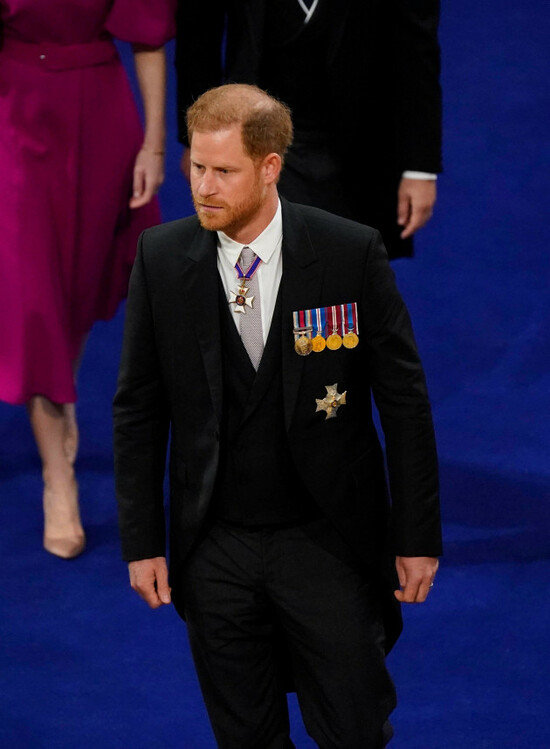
[262,153,282,185]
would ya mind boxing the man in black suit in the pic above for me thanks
[114,84,441,748]
[175,0,442,259]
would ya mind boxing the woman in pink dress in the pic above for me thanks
[0,0,175,557]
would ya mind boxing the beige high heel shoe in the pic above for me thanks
[43,478,86,559]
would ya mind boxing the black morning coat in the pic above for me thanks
[113,199,442,653]
[174,0,443,258]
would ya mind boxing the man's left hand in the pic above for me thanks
[397,178,437,239]
[394,556,439,603]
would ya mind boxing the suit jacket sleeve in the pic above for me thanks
[363,230,442,556]
[175,0,227,144]
[395,0,443,173]
[113,232,170,562]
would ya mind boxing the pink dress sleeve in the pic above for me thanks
[105,0,176,46]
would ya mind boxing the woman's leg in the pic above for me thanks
[62,402,78,465]
[27,395,85,559]
[62,335,88,465]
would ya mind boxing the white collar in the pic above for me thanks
[297,0,319,24]
[217,200,283,267]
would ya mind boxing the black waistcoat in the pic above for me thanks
[212,279,317,526]
[259,0,330,132]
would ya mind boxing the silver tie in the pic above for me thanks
[238,246,264,370]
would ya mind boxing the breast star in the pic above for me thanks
[315,383,347,420]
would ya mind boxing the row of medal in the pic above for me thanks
[293,303,359,356]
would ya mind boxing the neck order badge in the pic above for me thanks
[229,249,261,314]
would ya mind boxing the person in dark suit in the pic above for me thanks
[113,84,441,748]
[175,0,442,260]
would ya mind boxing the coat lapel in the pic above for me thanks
[181,228,223,424]
[280,199,323,430]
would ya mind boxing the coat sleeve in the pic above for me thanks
[394,0,443,173]
[105,0,176,46]
[113,232,170,562]
[175,0,227,144]
[362,230,442,557]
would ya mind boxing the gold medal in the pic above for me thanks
[326,333,342,351]
[312,334,326,353]
[294,335,313,356]
[342,332,359,349]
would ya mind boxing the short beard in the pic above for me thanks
[193,175,265,236]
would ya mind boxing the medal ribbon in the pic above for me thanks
[293,309,312,340]
[314,307,325,337]
[346,303,359,334]
[331,305,344,336]
[293,304,355,341]
[340,304,346,334]
[235,254,261,281]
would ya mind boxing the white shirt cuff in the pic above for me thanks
[402,171,438,180]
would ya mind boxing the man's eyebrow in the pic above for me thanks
[191,159,236,169]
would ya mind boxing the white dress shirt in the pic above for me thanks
[217,200,283,344]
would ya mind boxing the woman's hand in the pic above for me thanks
[129,148,164,208]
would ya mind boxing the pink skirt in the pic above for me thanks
[0,37,161,404]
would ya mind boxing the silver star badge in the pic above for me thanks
[315,383,347,420]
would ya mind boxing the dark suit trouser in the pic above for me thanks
[180,516,396,749]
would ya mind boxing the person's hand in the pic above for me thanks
[180,147,191,182]
[129,148,165,209]
[394,556,438,603]
[397,178,436,239]
[128,556,171,608]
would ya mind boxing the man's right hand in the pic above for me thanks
[128,556,171,609]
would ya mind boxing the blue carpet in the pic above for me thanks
[1,1,549,746]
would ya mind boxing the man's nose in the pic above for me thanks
[197,171,216,197]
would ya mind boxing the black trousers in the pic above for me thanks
[180,516,396,749]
